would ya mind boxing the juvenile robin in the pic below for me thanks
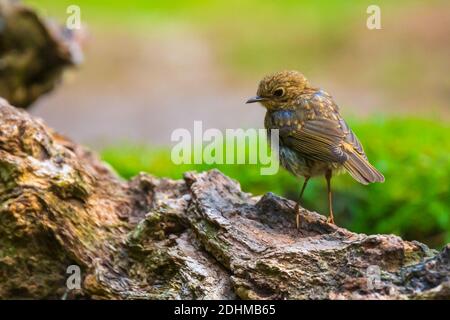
[246,70,384,227]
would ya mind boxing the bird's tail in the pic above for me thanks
[343,151,384,185]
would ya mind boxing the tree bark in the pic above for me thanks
[0,0,82,108]
[0,99,448,299]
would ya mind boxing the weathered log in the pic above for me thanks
[0,0,82,108]
[0,99,448,299]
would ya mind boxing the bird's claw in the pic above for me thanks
[327,216,335,224]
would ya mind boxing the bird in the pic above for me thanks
[246,70,384,227]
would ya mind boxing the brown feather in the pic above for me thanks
[343,148,385,184]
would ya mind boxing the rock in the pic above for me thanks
[0,0,83,108]
[0,99,448,299]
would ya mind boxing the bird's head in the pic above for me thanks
[246,70,311,110]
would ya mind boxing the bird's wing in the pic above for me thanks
[338,118,368,160]
[277,93,349,164]
[277,93,384,184]
[283,118,348,163]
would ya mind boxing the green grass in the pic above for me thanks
[101,117,450,249]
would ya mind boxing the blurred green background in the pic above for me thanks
[26,0,449,248]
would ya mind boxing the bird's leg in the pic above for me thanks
[295,176,310,229]
[325,170,334,224]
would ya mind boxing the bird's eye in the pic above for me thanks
[273,88,285,97]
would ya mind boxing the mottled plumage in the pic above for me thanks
[247,70,384,226]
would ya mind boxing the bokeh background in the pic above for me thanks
[26,0,449,248]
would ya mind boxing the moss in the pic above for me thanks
[192,218,231,268]
[235,286,252,299]
[49,170,91,202]
[0,159,19,190]
[255,261,284,276]
[403,243,437,266]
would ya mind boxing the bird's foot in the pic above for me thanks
[326,215,335,224]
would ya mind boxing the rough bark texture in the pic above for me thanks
[0,0,82,108]
[0,99,448,300]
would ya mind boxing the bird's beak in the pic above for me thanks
[246,96,265,104]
